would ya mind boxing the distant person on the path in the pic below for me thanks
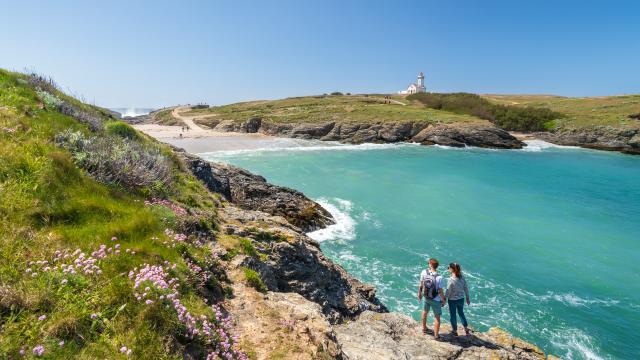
[445,263,471,336]
[418,258,446,339]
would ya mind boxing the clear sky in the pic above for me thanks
[1,0,639,108]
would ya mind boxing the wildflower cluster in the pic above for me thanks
[26,241,134,281]
[163,228,188,247]
[145,198,188,216]
[185,258,212,287]
[129,264,246,359]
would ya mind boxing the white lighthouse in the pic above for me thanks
[399,72,427,94]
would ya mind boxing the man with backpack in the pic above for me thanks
[417,258,446,339]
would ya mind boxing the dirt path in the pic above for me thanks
[172,106,206,131]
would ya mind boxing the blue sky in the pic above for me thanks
[1,0,639,107]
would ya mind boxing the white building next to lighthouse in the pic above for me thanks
[398,72,426,94]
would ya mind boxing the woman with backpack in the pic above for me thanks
[445,263,471,336]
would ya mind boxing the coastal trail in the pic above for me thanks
[172,105,206,132]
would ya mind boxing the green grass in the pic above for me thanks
[151,108,183,126]
[0,69,243,358]
[482,94,640,129]
[241,268,267,293]
[187,94,486,127]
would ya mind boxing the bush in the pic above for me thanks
[242,267,267,292]
[105,121,141,140]
[330,91,343,96]
[27,72,58,93]
[239,238,257,257]
[407,92,564,132]
[54,129,173,194]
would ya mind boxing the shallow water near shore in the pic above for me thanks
[189,138,640,359]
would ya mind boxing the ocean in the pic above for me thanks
[190,138,640,359]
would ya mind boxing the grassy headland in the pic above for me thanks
[186,92,639,134]
[482,94,640,129]
[0,69,245,359]
[187,94,487,127]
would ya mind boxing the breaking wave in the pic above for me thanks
[307,198,356,242]
[202,141,419,158]
[522,139,580,152]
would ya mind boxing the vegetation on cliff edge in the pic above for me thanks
[0,69,246,359]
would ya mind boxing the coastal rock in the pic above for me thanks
[217,118,525,149]
[290,122,336,139]
[259,122,294,136]
[412,125,525,149]
[243,117,262,133]
[220,204,387,323]
[335,311,546,360]
[535,127,640,154]
[378,122,416,142]
[213,120,238,132]
[226,280,341,360]
[175,149,335,232]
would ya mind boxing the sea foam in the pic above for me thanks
[522,139,580,152]
[307,198,356,242]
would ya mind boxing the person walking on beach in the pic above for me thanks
[418,258,446,339]
[445,263,471,336]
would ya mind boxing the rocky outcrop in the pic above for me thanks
[335,311,546,360]
[220,204,386,323]
[175,149,334,232]
[413,124,525,149]
[534,127,640,154]
[198,117,525,149]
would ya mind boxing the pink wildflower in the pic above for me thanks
[32,345,45,356]
[38,315,46,321]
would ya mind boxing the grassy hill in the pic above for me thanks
[482,94,640,129]
[185,93,640,133]
[0,69,246,359]
[187,94,487,128]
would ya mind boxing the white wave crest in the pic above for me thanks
[307,198,356,242]
[549,328,606,360]
[199,141,419,158]
[522,140,580,152]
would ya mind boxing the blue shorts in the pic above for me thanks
[423,298,442,316]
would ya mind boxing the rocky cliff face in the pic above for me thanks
[175,148,334,232]
[174,149,554,359]
[535,127,640,154]
[206,118,525,149]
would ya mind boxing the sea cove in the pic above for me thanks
[190,139,640,359]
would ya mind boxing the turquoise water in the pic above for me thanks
[198,140,640,359]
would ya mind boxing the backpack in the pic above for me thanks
[422,271,439,299]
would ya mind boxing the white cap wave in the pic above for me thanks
[307,198,356,242]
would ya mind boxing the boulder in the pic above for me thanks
[535,126,640,154]
[413,125,525,149]
[290,122,336,139]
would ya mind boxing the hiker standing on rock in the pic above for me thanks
[446,262,471,336]
[418,258,446,340]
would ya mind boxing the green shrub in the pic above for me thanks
[105,121,141,140]
[239,238,257,257]
[54,129,173,194]
[242,267,267,292]
[247,228,287,243]
[407,92,564,132]
[330,91,343,96]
